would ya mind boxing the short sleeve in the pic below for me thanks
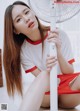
[59,29,75,64]
[20,43,37,73]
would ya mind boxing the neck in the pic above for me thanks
[27,28,47,42]
[28,29,41,42]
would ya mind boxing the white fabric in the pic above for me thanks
[20,29,74,74]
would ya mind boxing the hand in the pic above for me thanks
[47,28,62,51]
[46,55,58,72]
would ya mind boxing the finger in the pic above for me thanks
[50,28,59,34]
[46,67,51,72]
[48,37,60,41]
[48,33,58,39]
[46,63,57,72]
[47,39,57,43]
[46,56,56,60]
[47,61,58,72]
[48,38,61,43]
[46,58,57,64]
[47,55,56,58]
[46,62,57,68]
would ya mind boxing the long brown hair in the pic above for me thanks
[3,1,49,96]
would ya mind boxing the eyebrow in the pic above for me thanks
[14,8,28,21]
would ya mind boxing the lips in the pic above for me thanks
[28,22,34,28]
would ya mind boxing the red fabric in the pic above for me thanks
[26,32,48,45]
[68,59,75,64]
[45,72,80,95]
[25,66,37,73]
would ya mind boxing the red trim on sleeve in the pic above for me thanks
[68,59,75,64]
[25,66,37,73]
[45,91,50,95]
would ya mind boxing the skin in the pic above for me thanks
[12,5,80,111]
[12,5,41,41]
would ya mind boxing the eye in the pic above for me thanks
[25,11,29,15]
[16,18,21,22]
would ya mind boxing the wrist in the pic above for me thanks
[57,49,61,56]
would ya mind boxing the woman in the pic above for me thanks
[3,1,80,111]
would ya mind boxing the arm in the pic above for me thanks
[57,49,74,74]
[31,68,41,76]
[47,28,74,74]
[19,70,50,111]
[32,68,50,92]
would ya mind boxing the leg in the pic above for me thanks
[70,75,80,90]
[19,71,50,111]
[59,75,80,109]
[59,94,80,109]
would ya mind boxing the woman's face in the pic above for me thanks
[12,5,38,37]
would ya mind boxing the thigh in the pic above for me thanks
[58,94,80,109]
[41,95,50,108]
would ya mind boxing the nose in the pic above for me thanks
[23,15,30,23]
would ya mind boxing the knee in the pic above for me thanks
[76,75,80,89]
[72,75,80,90]
[75,75,80,84]
[76,74,80,80]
